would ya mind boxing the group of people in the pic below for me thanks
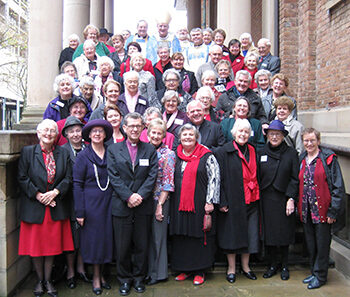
[19,16,346,297]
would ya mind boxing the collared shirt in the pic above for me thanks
[126,139,138,167]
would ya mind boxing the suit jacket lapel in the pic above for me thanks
[34,144,46,170]
[200,120,210,145]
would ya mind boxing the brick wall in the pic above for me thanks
[279,0,350,110]
[251,0,262,46]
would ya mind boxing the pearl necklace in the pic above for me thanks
[93,164,109,191]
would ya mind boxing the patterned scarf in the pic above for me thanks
[41,144,56,184]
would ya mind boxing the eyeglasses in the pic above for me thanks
[165,79,179,83]
[126,125,143,130]
[268,132,283,138]
[303,139,317,144]
[91,128,104,134]
[41,128,56,134]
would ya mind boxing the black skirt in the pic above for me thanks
[222,203,260,254]
[170,235,216,272]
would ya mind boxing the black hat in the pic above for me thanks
[264,120,289,136]
[68,96,89,111]
[82,119,113,142]
[99,28,113,37]
[62,116,84,138]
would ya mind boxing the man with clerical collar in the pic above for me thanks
[107,112,158,296]
[154,11,181,57]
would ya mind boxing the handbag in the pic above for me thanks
[202,213,212,246]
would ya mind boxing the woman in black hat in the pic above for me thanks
[61,116,90,288]
[258,120,299,280]
[73,119,114,295]
[56,96,91,145]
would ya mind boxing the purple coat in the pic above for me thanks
[43,95,92,122]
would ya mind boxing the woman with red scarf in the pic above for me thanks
[215,118,260,284]
[169,123,220,286]
[18,119,74,297]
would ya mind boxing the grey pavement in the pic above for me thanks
[13,266,350,297]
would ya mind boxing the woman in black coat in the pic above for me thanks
[215,118,260,284]
[18,119,73,297]
[258,120,299,281]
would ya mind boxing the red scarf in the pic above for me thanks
[177,143,211,212]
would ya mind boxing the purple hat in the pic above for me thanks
[264,120,288,136]
[82,119,113,142]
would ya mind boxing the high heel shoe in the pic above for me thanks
[66,276,76,289]
[33,280,44,297]
[78,272,92,283]
[44,281,58,297]
[241,270,257,280]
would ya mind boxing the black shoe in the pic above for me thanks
[44,281,58,297]
[242,270,257,280]
[101,281,111,289]
[146,278,159,285]
[263,266,277,279]
[280,267,290,281]
[307,277,325,289]
[33,281,44,297]
[303,275,315,284]
[226,273,236,283]
[134,280,146,293]
[92,287,102,295]
[78,272,92,283]
[66,276,76,289]
[119,283,131,296]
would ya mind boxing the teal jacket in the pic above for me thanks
[220,117,265,150]
[72,42,110,61]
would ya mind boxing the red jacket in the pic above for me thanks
[226,55,245,75]
[120,57,155,76]
[298,155,333,223]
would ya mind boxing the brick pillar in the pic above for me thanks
[279,0,299,100]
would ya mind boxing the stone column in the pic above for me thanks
[217,0,251,40]
[104,0,114,32]
[63,0,90,44]
[90,0,104,28]
[18,0,63,130]
[0,131,38,296]
[262,0,276,54]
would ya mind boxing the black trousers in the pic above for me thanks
[303,213,331,282]
[265,245,289,268]
[113,214,151,284]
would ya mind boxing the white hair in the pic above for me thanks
[196,86,214,103]
[53,73,75,93]
[239,32,252,43]
[97,56,114,71]
[231,118,252,139]
[123,70,139,82]
[68,33,80,43]
[258,38,271,47]
[37,119,58,137]
[83,39,96,49]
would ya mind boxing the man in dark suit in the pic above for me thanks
[107,112,158,296]
[186,100,225,150]
[257,38,280,76]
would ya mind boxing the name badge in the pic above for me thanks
[139,159,149,166]
[56,101,64,107]
[250,130,254,137]
[139,99,146,105]
[260,155,267,162]
[236,59,241,63]
[262,63,267,67]
[174,118,184,125]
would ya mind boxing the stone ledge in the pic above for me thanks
[330,239,350,278]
